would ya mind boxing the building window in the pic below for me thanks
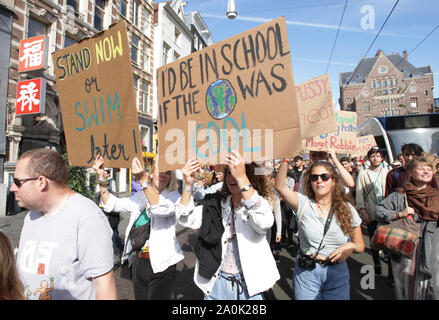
[410,96,418,108]
[140,126,149,152]
[379,66,388,74]
[142,9,150,35]
[94,0,106,31]
[363,101,370,112]
[120,0,127,17]
[66,0,79,17]
[133,0,140,27]
[162,42,170,65]
[28,17,47,37]
[133,75,139,107]
[392,78,397,86]
[174,28,181,46]
[425,90,429,96]
[371,80,375,88]
[410,86,417,93]
[64,35,77,48]
[143,46,149,72]
[173,51,180,61]
[141,80,149,113]
[131,34,139,64]
[376,80,381,88]
[345,97,351,104]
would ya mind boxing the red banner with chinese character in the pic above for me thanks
[16,78,46,115]
[18,35,47,72]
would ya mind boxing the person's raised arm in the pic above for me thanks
[132,157,159,206]
[329,150,355,188]
[274,158,299,212]
[225,151,255,200]
[92,155,111,205]
[180,158,201,207]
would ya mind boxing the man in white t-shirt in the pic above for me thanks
[355,146,389,276]
[10,148,116,300]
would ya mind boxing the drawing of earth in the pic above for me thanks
[205,79,237,120]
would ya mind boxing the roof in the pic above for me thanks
[340,52,432,86]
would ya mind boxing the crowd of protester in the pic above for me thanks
[2,143,439,300]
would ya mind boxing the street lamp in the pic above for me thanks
[227,0,237,19]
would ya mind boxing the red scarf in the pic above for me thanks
[397,183,439,221]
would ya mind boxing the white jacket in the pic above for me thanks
[176,192,280,297]
[102,188,184,273]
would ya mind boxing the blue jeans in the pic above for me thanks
[204,271,264,300]
[293,257,350,300]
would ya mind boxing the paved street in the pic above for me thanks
[0,209,395,300]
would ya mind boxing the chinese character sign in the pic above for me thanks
[18,35,47,72]
[16,78,46,115]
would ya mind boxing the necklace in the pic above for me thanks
[316,202,332,217]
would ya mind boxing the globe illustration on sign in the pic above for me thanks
[205,79,237,120]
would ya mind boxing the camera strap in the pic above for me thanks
[314,208,334,256]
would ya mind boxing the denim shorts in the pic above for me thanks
[204,271,264,300]
[293,256,350,300]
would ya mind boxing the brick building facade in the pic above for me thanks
[339,50,435,124]
[3,0,155,206]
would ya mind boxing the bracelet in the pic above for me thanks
[98,179,109,187]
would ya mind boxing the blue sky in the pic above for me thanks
[182,0,439,107]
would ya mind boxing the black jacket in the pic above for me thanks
[194,193,224,279]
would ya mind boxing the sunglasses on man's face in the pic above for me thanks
[13,177,39,188]
[309,173,333,182]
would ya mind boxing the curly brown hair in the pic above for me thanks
[303,161,354,235]
[220,162,273,202]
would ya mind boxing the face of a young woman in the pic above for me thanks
[310,166,334,198]
[215,171,224,182]
[226,171,240,195]
[410,164,433,185]
[150,169,171,191]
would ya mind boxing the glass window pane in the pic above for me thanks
[64,35,77,48]
[120,0,127,17]
[28,18,46,37]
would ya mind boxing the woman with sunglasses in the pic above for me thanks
[92,155,184,300]
[275,159,364,300]
[177,151,280,300]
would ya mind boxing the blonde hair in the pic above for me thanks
[0,232,25,300]
[150,165,179,193]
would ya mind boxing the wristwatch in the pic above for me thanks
[140,181,150,190]
[240,184,252,192]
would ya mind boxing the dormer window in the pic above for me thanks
[379,66,388,74]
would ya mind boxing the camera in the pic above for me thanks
[298,252,316,269]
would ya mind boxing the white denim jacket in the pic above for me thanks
[176,192,280,297]
[102,188,184,273]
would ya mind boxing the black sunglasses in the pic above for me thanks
[13,177,39,188]
[309,173,333,182]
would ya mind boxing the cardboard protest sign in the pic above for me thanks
[157,17,301,171]
[302,110,357,154]
[354,135,377,157]
[52,21,142,168]
[296,74,336,139]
